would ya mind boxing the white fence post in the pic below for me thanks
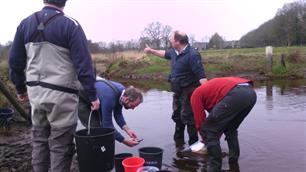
[266,46,273,72]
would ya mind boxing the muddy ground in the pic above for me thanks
[0,121,80,172]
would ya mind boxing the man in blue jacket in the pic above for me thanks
[79,78,143,147]
[144,31,207,145]
[9,0,99,171]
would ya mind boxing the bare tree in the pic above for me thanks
[141,22,172,49]
[139,37,151,50]
[161,25,172,49]
[124,39,140,51]
[189,34,196,46]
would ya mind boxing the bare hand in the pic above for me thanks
[199,78,208,85]
[144,44,152,54]
[17,93,28,103]
[123,138,139,147]
[126,129,138,140]
[91,98,100,110]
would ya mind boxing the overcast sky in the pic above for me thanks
[0,0,296,44]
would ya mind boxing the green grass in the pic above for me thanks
[101,46,306,80]
[199,46,306,78]
[134,55,169,74]
[273,65,288,74]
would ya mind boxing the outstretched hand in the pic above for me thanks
[144,44,152,54]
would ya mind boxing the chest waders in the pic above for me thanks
[26,11,79,95]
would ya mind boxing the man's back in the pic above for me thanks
[9,6,97,101]
[14,7,81,48]
[96,81,125,110]
[8,1,99,171]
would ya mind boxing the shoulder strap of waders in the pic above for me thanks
[96,79,121,97]
[78,79,120,128]
[29,11,63,42]
[79,79,121,106]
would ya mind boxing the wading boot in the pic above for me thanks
[207,145,222,172]
[229,162,240,172]
[227,136,240,164]
[187,124,198,145]
[174,122,185,142]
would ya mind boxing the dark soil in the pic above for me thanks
[0,121,80,172]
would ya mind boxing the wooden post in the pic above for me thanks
[266,46,273,72]
[281,54,286,68]
[266,82,273,97]
[0,79,30,122]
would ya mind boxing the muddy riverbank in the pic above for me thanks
[0,122,32,172]
[0,122,80,172]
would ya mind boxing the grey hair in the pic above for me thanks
[123,86,143,103]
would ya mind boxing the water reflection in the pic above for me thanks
[114,79,306,172]
[265,81,274,110]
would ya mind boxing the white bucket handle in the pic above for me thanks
[87,110,93,135]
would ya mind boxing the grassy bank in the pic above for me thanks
[96,46,306,80]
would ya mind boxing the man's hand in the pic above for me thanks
[91,98,100,111]
[144,44,152,54]
[123,138,139,147]
[199,78,208,85]
[126,129,138,140]
[17,93,28,103]
[122,125,138,140]
[143,44,166,58]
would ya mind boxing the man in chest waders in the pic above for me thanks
[144,31,207,145]
[9,0,100,171]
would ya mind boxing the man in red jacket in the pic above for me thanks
[190,77,257,172]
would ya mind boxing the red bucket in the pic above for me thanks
[122,156,145,172]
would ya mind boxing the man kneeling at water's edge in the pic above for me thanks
[78,77,143,147]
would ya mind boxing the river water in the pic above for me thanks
[114,79,306,172]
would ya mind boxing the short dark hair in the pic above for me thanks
[44,0,67,7]
[123,86,143,103]
[174,31,189,45]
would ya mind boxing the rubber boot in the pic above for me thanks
[174,122,185,142]
[187,124,198,145]
[229,162,240,172]
[227,137,240,164]
[207,145,222,172]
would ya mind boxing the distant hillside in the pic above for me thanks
[240,1,306,47]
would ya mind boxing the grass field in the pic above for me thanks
[95,46,306,80]
[1,46,305,84]
[0,46,305,106]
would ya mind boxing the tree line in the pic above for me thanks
[88,21,173,53]
[1,0,304,56]
[240,1,306,47]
